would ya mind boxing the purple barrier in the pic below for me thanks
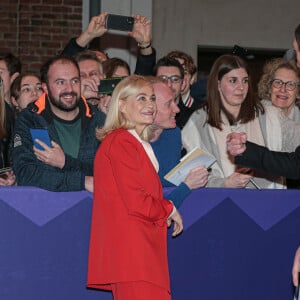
[0,186,299,299]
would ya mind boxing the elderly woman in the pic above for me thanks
[258,58,300,121]
[87,75,183,300]
[258,58,300,188]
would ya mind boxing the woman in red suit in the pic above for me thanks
[87,75,183,300]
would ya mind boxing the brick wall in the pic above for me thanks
[0,0,83,74]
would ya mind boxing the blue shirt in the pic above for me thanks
[151,127,191,208]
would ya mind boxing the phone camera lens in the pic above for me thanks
[127,17,134,24]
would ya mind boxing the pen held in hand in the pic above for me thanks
[249,178,262,190]
[236,167,262,190]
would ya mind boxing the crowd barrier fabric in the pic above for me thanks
[0,186,299,300]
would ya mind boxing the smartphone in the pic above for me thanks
[30,128,52,150]
[105,14,134,32]
[98,77,123,94]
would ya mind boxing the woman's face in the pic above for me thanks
[218,68,249,115]
[14,75,43,110]
[119,85,156,135]
[270,67,299,115]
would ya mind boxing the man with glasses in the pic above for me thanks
[74,50,105,107]
[167,50,207,109]
[153,56,198,129]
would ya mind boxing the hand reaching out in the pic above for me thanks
[226,132,247,156]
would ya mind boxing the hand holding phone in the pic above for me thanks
[30,128,52,150]
[98,77,123,94]
[105,14,134,32]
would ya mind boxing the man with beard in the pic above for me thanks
[12,55,105,192]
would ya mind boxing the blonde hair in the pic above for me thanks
[96,75,154,141]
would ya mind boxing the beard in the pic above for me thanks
[47,89,81,112]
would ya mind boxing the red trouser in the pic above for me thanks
[111,281,171,300]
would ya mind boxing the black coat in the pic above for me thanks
[235,141,300,180]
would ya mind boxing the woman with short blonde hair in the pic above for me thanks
[88,74,183,300]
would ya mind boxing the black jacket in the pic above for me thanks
[235,141,300,180]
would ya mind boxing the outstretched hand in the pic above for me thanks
[226,132,247,156]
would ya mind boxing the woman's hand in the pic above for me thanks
[167,209,183,237]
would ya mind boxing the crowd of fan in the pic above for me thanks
[0,14,300,198]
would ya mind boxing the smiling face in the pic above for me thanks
[218,68,249,117]
[153,82,179,129]
[42,59,81,119]
[119,85,156,136]
[270,67,299,115]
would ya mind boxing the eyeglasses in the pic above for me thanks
[158,75,182,84]
[271,79,299,91]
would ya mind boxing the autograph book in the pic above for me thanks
[164,147,216,186]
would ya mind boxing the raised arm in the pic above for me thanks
[130,14,156,75]
[61,12,108,57]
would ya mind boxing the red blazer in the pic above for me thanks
[87,129,174,292]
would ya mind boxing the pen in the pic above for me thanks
[249,178,262,190]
